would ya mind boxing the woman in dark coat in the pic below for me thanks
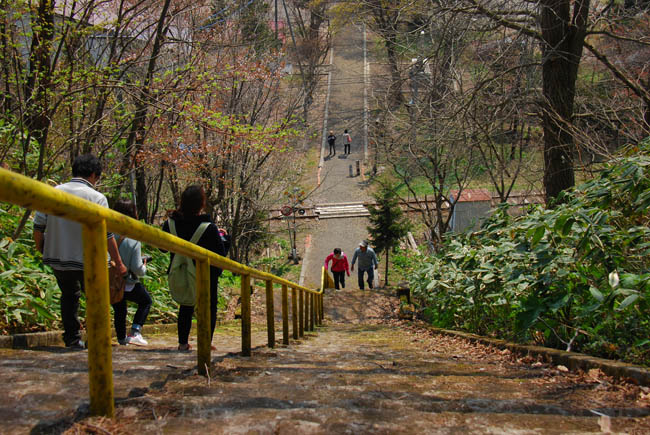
[162,185,230,351]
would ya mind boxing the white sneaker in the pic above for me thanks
[126,332,148,346]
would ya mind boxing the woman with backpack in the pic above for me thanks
[343,129,352,155]
[111,200,153,346]
[161,185,230,351]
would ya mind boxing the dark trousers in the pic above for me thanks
[328,143,336,155]
[111,282,152,340]
[178,280,219,345]
[333,271,346,289]
[344,143,350,154]
[357,267,375,290]
[52,269,84,346]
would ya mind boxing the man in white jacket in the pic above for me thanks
[33,154,127,349]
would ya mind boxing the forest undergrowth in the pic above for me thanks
[0,214,300,335]
[408,140,650,366]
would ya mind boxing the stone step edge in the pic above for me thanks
[6,322,647,386]
[317,213,370,219]
[316,210,368,215]
[426,326,650,386]
[316,209,369,214]
[0,321,238,349]
[315,206,368,211]
[314,201,368,207]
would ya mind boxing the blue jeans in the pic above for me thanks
[357,267,374,290]
[111,282,152,340]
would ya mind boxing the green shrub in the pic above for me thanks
[0,208,230,333]
[411,140,650,366]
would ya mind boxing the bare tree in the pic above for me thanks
[461,0,650,202]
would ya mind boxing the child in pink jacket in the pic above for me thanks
[324,248,350,290]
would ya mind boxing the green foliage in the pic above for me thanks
[0,117,43,176]
[387,246,428,285]
[0,208,230,334]
[0,209,60,333]
[368,181,412,285]
[251,238,303,285]
[367,182,411,256]
[410,140,650,366]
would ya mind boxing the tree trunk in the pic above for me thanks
[13,0,54,239]
[0,0,13,114]
[135,162,149,222]
[25,0,55,181]
[150,161,165,223]
[369,1,403,108]
[540,0,589,203]
[121,0,172,220]
[385,33,404,108]
[12,209,32,240]
[384,249,390,287]
[643,76,650,135]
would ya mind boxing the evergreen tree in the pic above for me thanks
[367,182,411,286]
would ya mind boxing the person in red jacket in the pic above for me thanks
[324,248,350,290]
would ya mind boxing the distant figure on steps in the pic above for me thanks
[350,240,378,290]
[343,129,352,155]
[327,131,336,156]
[324,248,350,290]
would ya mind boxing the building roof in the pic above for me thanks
[449,189,492,203]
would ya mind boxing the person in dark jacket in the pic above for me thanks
[327,131,336,156]
[161,185,231,351]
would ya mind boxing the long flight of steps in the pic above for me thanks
[314,202,369,219]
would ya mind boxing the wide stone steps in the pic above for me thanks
[314,203,369,219]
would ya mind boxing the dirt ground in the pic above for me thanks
[1,287,648,434]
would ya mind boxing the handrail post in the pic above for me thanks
[314,294,319,326]
[311,293,316,330]
[281,284,289,345]
[241,274,251,356]
[320,293,324,324]
[196,258,211,375]
[291,287,298,339]
[305,291,310,332]
[307,293,314,331]
[314,293,320,326]
[265,279,275,348]
[304,291,309,335]
[298,289,304,337]
[82,220,114,417]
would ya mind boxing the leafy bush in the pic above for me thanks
[411,141,650,366]
[0,208,230,334]
[0,212,61,333]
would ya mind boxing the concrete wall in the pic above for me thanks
[451,201,491,232]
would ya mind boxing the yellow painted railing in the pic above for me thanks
[0,168,324,417]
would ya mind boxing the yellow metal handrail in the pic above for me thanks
[320,266,334,321]
[0,167,323,416]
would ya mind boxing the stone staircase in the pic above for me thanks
[314,202,369,219]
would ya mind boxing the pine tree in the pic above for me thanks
[367,182,411,287]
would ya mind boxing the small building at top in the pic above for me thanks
[449,189,492,233]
